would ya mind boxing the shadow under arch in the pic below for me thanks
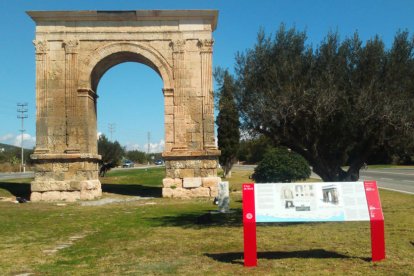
[0,182,31,199]
[101,183,162,198]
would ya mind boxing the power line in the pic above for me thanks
[17,103,28,172]
[108,123,116,141]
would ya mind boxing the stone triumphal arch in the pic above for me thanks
[28,10,221,201]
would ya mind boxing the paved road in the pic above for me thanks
[0,171,34,180]
[234,165,414,194]
[360,168,414,194]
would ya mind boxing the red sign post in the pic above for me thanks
[363,181,386,261]
[242,181,385,267]
[242,183,257,267]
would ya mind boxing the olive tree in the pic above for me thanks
[235,26,414,181]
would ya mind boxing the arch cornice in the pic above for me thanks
[79,41,174,91]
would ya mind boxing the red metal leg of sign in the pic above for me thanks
[363,181,386,262]
[370,219,385,261]
[243,222,257,267]
[242,183,257,267]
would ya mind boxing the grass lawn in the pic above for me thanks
[0,167,413,275]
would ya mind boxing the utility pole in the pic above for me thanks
[147,131,151,154]
[17,103,28,172]
[147,131,151,165]
[108,123,116,141]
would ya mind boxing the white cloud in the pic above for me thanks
[0,133,14,142]
[0,133,36,149]
[125,143,141,151]
[134,139,165,153]
[14,133,36,148]
[97,131,102,139]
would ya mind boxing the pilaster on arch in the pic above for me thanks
[79,41,174,91]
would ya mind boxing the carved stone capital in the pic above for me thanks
[198,39,214,53]
[170,39,186,53]
[33,40,49,54]
[63,39,80,54]
[78,88,98,100]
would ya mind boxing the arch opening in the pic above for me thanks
[96,61,165,154]
[91,51,164,93]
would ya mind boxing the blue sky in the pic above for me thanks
[0,0,413,152]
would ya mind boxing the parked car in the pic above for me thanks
[122,160,134,168]
[154,159,164,165]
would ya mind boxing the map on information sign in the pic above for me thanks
[254,182,370,222]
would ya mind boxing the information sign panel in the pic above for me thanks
[242,181,385,267]
[254,182,370,222]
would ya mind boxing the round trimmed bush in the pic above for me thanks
[252,148,311,183]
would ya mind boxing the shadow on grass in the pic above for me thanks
[148,210,313,228]
[205,249,360,265]
[0,182,31,199]
[102,183,162,198]
[148,209,243,228]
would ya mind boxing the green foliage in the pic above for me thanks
[126,150,148,164]
[252,148,311,183]
[215,69,240,177]
[235,25,414,181]
[0,143,33,169]
[98,134,125,165]
[238,135,273,164]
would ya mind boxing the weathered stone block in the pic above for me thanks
[35,163,53,172]
[61,191,80,202]
[162,178,174,188]
[69,162,84,171]
[70,180,82,190]
[190,187,210,197]
[173,178,183,188]
[201,169,217,177]
[92,188,102,198]
[31,180,68,192]
[201,160,218,169]
[171,187,191,198]
[165,169,175,178]
[183,177,201,188]
[42,191,61,201]
[185,160,202,168]
[162,187,173,198]
[30,192,42,202]
[80,189,95,200]
[80,180,100,190]
[180,169,194,178]
[169,161,186,169]
[53,163,69,172]
[202,176,221,187]
[210,185,218,197]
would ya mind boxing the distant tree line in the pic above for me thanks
[97,134,162,166]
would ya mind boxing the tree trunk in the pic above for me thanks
[312,162,361,182]
[224,162,233,178]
